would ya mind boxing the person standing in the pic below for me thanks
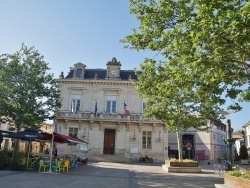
[54,147,57,158]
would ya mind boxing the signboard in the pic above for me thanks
[130,147,138,154]
[186,143,192,150]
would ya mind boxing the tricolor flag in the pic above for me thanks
[124,102,130,115]
[95,101,97,115]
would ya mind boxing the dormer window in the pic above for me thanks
[76,69,82,78]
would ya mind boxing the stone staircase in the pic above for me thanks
[88,154,131,164]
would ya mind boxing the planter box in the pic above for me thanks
[165,161,198,167]
[224,173,250,188]
[162,165,201,173]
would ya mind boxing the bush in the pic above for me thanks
[0,149,8,166]
[227,167,250,180]
[240,145,249,160]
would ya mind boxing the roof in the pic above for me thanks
[64,69,141,80]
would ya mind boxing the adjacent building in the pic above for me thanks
[168,119,228,161]
[243,121,250,158]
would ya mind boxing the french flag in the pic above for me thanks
[124,102,130,115]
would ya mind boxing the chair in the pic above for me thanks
[62,160,70,172]
[70,158,77,170]
[38,160,48,172]
[21,158,26,165]
[52,160,62,173]
[77,158,82,167]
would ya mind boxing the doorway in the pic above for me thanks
[103,129,115,155]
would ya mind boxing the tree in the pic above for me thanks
[122,0,250,160]
[0,44,61,134]
[133,59,219,160]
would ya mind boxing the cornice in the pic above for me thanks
[56,79,135,86]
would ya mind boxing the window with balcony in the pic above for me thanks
[106,100,116,114]
[71,94,81,112]
[142,131,152,149]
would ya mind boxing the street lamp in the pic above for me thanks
[216,110,236,170]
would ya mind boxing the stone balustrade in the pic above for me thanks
[56,111,160,123]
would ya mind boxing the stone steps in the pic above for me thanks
[88,154,131,164]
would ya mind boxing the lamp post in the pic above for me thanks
[217,110,236,170]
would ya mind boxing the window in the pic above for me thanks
[69,128,78,138]
[142,131,151,149]
[68,128,78,146]
[106,100,116,113]
[71,94,81,112]
[76,69,82,77]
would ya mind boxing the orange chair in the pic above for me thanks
[62,160,70,172]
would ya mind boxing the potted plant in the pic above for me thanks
[239,145,249,165]
[0,149,8,170]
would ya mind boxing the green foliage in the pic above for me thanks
[12,149,26,165]
[122,0,250,113]
[0,44,61,132]
[240,145,249,159]
[0,149,8,166]
[122,0,250,160]
[227,167,250,180]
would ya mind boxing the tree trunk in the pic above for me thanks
[176,126,183,162]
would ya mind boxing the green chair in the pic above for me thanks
[38,160,48,172]
[52,160,62,173]
[21,158,26,165]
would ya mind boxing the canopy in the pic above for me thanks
[38,132,88,144]
[6,128,44,140]
[2,128,44,169]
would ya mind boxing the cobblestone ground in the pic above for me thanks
[0,161,225,188]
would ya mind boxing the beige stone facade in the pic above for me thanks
[55,58,168,162]
[55,58,229,162]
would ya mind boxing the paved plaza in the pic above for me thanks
[0,162,223,188]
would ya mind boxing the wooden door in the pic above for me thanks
[103,129,115,154]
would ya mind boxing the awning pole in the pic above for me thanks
[47,122,55,173]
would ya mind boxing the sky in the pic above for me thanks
[0,0,249,131]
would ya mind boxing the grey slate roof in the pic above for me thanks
[65,69,140,80]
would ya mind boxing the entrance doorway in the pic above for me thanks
[182,134,195,159]
[103,129,115,155]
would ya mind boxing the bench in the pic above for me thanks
[139,157,153,163]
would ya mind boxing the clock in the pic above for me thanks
[111,69,116,75]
